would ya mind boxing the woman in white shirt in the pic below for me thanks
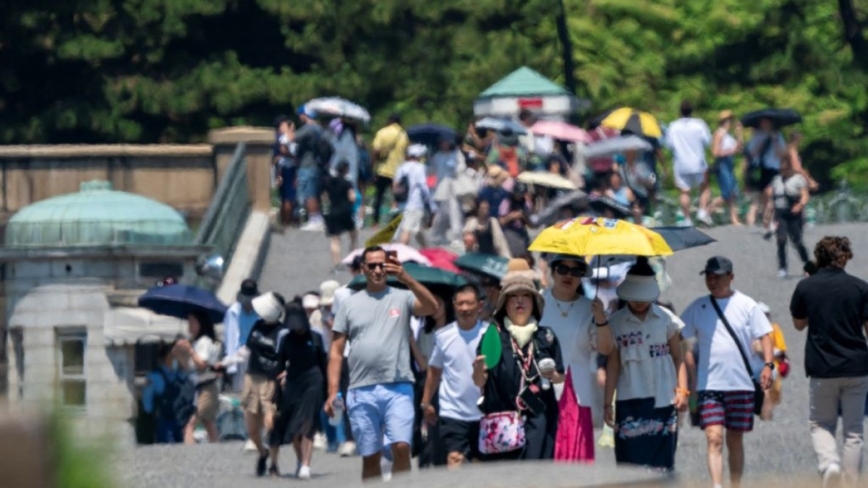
[595,258,688,472]
[538,253,597,462]
[178,311,222,444]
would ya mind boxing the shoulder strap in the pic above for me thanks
[708,295,756,378]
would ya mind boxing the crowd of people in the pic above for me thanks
[142,232,867,488]
[271,101,819,279]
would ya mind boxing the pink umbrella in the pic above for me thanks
[341,243,431,266]
[530,120,592,144]
[554,368,595,463]
[418,248,460,273]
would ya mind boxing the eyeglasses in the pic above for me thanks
[366,263,385,271]
[554,264,585,277]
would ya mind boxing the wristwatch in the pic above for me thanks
[764,362,775,371]
[420,402,431,409]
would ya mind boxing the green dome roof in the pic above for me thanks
[5,180,193,247]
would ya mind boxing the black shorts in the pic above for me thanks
[439,417,480,460]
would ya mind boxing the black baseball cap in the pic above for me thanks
[239,279,259,296]
[700,256,733,275]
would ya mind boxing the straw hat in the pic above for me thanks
[718,110,735,123]
[487,165,509,186]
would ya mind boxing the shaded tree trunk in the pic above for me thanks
[555,0,576,94]
[838,0,868,69]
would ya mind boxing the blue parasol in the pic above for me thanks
[138,284,229,324]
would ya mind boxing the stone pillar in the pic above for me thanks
[208,127,275,212]
[0,412,53,488]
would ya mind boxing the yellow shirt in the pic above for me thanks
[372,123,409,179]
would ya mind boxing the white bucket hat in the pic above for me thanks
[252,292,285,323]
[302,294,320,310]
[319,280,341,306]
[615,258,660,303]
[616,275,660,303]
[407,144,428,158]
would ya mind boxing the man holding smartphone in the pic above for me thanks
[326,245,438,481]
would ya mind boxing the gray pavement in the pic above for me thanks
[120,223,868,487]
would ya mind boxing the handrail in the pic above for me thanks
[194,143,251,289]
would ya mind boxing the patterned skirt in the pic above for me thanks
[613,397,678,471]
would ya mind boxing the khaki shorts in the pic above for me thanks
[401,209,426,234]
[241,374,276,415]
[196,382,220,421]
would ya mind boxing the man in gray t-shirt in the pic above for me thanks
[326,246,437,481]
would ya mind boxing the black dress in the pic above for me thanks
[324,176,355,236]
[270,330,328,445]
[478,324,564,460]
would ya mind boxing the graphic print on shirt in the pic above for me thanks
[648,343,671,358]
[616,332,644,348]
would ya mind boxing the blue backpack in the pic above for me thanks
[156,368,197,427]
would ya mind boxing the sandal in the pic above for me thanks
[269,464,280,478]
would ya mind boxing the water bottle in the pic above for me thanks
[538,358,556,391]
[805,204,817,229]
[330,393,344,426]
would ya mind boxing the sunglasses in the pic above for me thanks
[554,264,585,277]
[366,262,385,271]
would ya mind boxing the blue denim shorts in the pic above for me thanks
[297,165,320,203]
[715,156,739,201]
[346,382,414,457]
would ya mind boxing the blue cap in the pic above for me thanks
[297,104,317,118]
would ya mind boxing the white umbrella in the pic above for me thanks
[583,135,653,159]
[475,117,528,135]
[304,97,371,123]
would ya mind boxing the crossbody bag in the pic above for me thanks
[709,296,764,416]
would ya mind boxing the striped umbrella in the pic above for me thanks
[594,107,662,139]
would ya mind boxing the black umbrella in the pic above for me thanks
[585,195,631,219]
[649,226,716,252]
[407,123,457,146]
[740,109,802,129]
[530,190,587,227]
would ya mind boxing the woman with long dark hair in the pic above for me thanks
[269,299,328,479]
[178,310,221,444]
[410,295,455,468]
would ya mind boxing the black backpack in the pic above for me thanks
[394,174,411,203]
[156,368,197,427]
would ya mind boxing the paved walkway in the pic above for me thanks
[121,222,868,487]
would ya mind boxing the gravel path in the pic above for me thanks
[120,223,868,487]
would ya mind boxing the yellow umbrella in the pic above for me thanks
[528,217,673,257]
[597,107,662,139]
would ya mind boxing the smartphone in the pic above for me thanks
[386,250,398,261]
[518,386,546,416]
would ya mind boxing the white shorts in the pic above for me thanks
[675,172,706,191]
[401,209,425,234]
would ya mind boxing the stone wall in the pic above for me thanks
[0,126,277,227]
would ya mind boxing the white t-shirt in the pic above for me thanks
[428,321,487,422]
[539,290,596,407]
[609,305,683,408]
[193,336,221,367]
[680,291,773,391]
[665,117,712,174]
[394,161,430,211]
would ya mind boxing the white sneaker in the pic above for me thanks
[338,441,356,457]
[313,433,327,450]
[297,465,311,480]
[300,220,324,232]
[697,210,714,226]
[381,456,393,482]
[823,463,841,488]
[777,269,788,279]
[243,439,258,451]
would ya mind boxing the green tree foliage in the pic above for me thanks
[0,0,866,187]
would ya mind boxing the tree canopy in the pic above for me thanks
[1,0,866,187]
